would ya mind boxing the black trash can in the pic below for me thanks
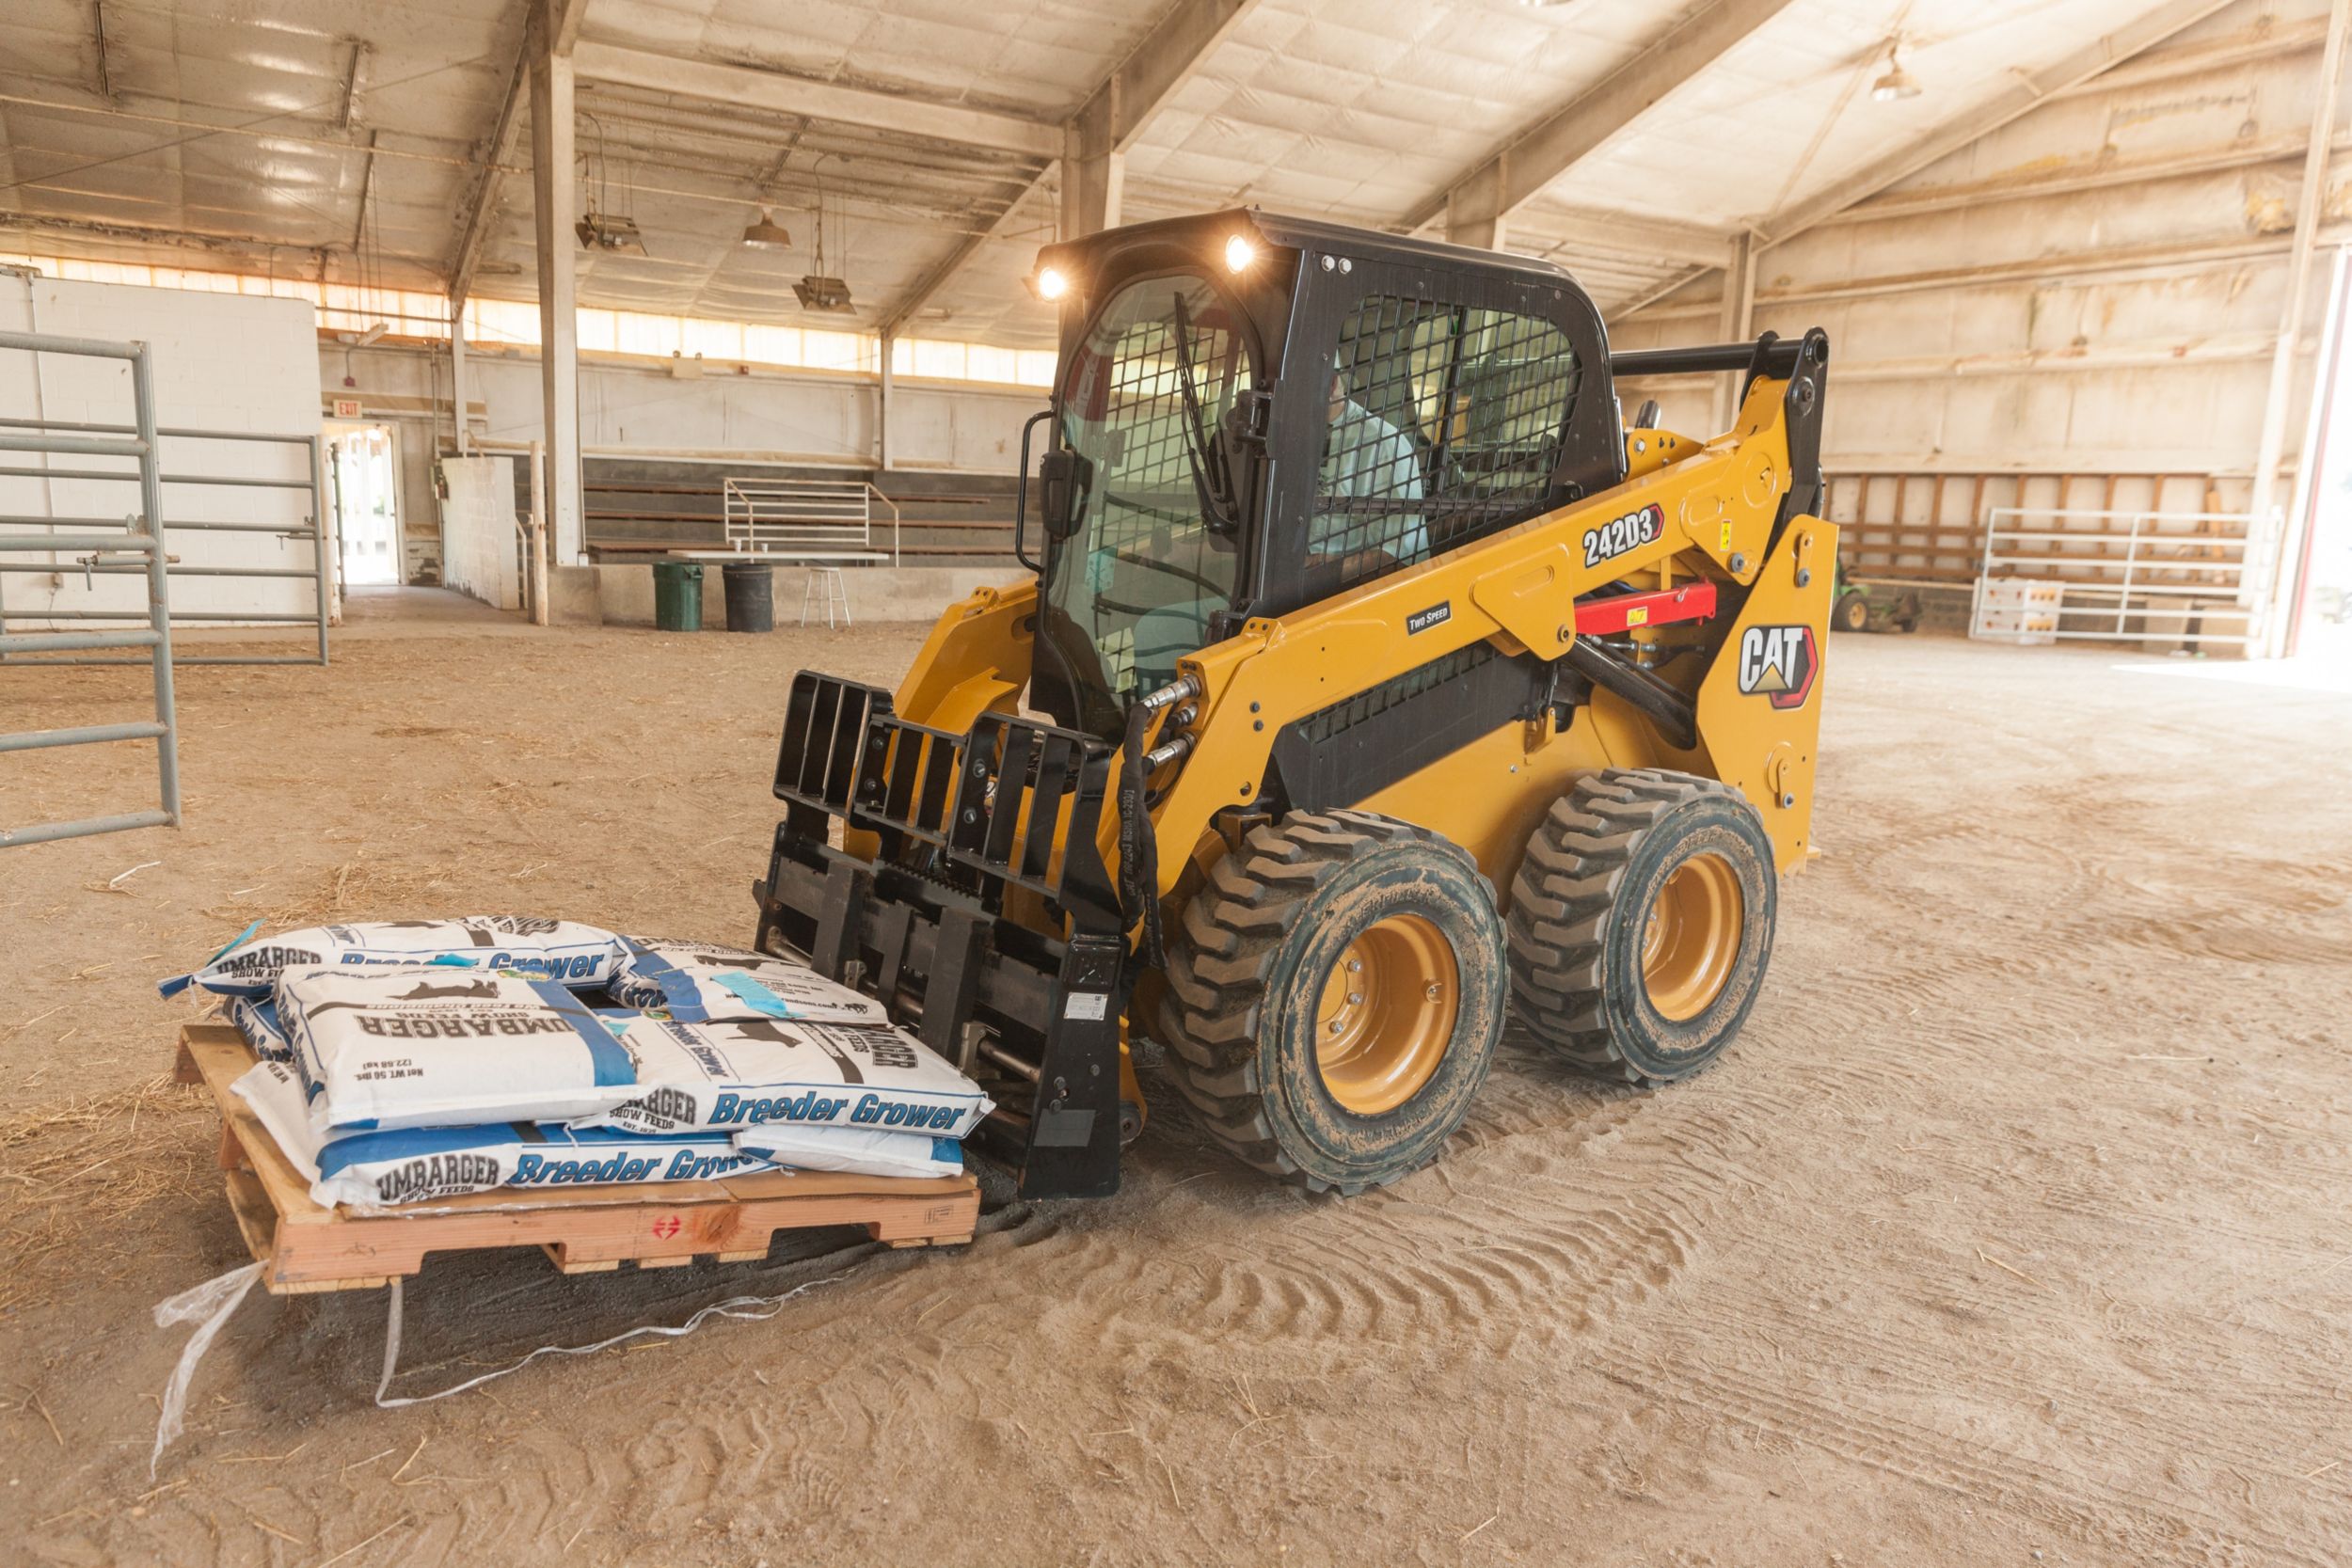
[722,562,774,633]
[652,562,703,632]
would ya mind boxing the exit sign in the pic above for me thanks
[332,398,362,419]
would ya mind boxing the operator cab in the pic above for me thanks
[1023,209,1626,737]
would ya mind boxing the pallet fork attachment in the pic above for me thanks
[755,672,1130,1199]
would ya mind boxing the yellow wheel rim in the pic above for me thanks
[1315,913,1459,1116]
[1642,852,1743,1022]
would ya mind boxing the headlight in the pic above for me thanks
[1224,235,1257,273]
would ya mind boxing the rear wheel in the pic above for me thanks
[1507,768,1775,1085]
[1157,811,1505,1194]
[1834,592,1871,633]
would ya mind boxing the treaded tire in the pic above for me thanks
[1834,593,1870,634]
[1156,810,1506,1195]
[1507,768,1776,1085]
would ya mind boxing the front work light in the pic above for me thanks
[1029,266,1071,302]
[1224,235,1257,272]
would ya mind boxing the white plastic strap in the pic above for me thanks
[149,1255,849,1468]
[150,1261,264,1477]
[373,1269,850,1408]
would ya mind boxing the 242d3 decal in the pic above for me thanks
[1737,624,1819,709]
[1581,503,1664,568]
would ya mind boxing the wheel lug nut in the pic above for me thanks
[1347,958,1361,973]
[1346,992,1362,1006]
[1425,984,1442,1000]
[1327,1020,1344,1035]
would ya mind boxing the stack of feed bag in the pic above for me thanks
[162,920,992,1210]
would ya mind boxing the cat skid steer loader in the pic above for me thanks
[753,210,1834,1199]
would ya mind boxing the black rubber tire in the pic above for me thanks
[1833,593,1870,634]
[1507,768,1776,1085]
[1155,810,1506,1195]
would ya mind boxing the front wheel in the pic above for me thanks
[1156,811,1505,1194]
[1506,769,1776,1085]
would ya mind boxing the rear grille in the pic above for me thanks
[1301,642,1498,744]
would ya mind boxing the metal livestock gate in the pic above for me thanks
[0,328,181,847]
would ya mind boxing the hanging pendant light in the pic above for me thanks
[741,209,794,249]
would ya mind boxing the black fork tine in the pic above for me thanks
[982,723,1035,864]
[1022,736,1073,881]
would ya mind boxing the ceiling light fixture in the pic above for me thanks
[575,212,647,254]
[741,209,793,249]
[794,276,854,312]
[575,115,650,255]
[1870,42,1922,102]
[796,189,853,313]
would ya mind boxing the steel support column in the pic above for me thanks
[530,6,583,566]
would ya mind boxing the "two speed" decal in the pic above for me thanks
[1581,503,1664,569]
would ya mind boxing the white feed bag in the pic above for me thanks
[606,936,887,1025]
[734,1122,965,1181]
[159,917,625,999]
[230,1059,769,1210]
[278,969,641,1132]
[583,1015,992,1138]
[225,996,294,1064]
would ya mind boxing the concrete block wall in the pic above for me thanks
[330,342,1041,588]
[595,562,1025,627]
[2,273,322,629]
[437,454,520,610]
[1612,0,2339,502]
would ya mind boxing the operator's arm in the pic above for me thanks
[1383,424,1428,564]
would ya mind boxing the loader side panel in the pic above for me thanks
[1693,515,1838,871]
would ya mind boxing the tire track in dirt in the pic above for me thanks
[1695,1275,2344,1491]
[1086,1070,1756,1353]
[1583,1345,2341,1568]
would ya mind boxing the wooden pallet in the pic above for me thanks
[174,1025,980,1294]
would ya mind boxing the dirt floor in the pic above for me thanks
[3,588,2349,1566]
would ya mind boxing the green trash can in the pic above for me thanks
[652,562,703,631]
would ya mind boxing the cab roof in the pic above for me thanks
[1033,207,1582,291]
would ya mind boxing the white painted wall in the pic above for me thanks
[439,454,520,610]
[0,271,321,629]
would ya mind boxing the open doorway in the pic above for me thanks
[2284,248,2352,669]
[326,422,403,587]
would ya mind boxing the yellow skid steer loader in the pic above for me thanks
[754,210,1834,1198]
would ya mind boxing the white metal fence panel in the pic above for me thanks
[722,478,898,562]
[1968,506,2283,653]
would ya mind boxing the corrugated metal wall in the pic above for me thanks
[1613,0,2342,611]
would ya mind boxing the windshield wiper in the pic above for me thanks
[1168,292,1241,536]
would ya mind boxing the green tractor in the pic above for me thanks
[1831,559,1920,634]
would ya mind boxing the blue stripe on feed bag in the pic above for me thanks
[533,979,635,1086]
[316,1122,516,1180]
[628,944,707,1020]
[710,971,795,1019]
[932,1138,960,1164]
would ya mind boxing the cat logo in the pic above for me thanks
[1736,624,1818,709]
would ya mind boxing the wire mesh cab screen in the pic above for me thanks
[1041,271,1248,718]
[1249,239,1613,616]
[1312,293,1579,590]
